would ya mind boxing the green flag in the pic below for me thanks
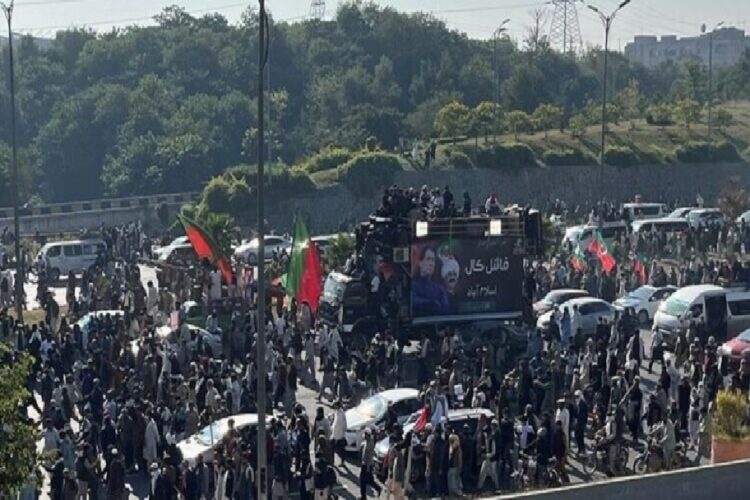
[285,216,310,299]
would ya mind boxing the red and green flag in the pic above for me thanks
[587,230,616,273]
[570,246,587,272]
[285,216,323,313]
[633,253,648,284]
[177,213,233,284]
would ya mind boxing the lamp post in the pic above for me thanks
[705,21,724,145]
[256,0,268,498]
[492,18,510,142]
[588,0,631,193]
[1,0,21,322]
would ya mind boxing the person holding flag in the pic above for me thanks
[587,230,616,274]
[284,215,324,316]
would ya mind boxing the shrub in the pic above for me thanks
[645,103,674,126]
[714,390,750,441]
[542,148,596,166]
[674,141,742,163]
[603,146,640,167]
[444,150,474,169]
[201,176,233,213]
[225,163,316,193]
[474,143,537,171]
[300,148,353,173]
[338,152,403,195]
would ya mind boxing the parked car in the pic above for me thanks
[562,222,628,251]
[373,408,494,479]
[233,235,291,264]
[537,297,615,341]
[668,207,694,219]
[342,388,421,452]
[614,285,677,325]
[718,328,750,373]
[533,289,589,316]
[38,238,107,281]
[131,323,223,358]
[622,202,669,220]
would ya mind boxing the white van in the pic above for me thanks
[38,239,106,281]
[653,284,750,345]
[622,202,669,220]
[631,218,690,238]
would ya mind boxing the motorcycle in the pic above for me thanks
[583,437,629,476]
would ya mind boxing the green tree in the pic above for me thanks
[0,345,40,495]
[433,101,471,144]
[569,113,587,138]
[473,101,504,142]
[532,103,563,138]
[325,233,355,271]
[619,79,644,130]
[506,110,532,140]
[673,99,702,129]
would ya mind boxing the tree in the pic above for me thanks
[506,110,533,140]
[325,233,355,271]
[433,101,471,144]
[0,345,40,495]
[532,103,563,138]
[718,176,749,220]
[473,101,504,142]
[569,113,587,138]
[619,79,644,130]
[673,99,701,129]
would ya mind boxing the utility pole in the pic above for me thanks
[310,0,325,21]
[492,19,510,142]
[1,0,21,322]
[256,1,268,498]
[588,0,632,193]
[550,0,583,54]
[705,21,724,147]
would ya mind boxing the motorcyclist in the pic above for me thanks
[595,409,622,475]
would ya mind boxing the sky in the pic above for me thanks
[7,0,750,52]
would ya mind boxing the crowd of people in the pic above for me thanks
[1,190,749,500]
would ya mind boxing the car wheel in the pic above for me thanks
[638,310,649,325]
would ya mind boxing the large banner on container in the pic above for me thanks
[410,236,524,322]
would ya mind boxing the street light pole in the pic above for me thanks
[706,21,724,146]
[588,0,631,194]
[256,1,268,498]
[1,0,21,322]
[492,19,510,142]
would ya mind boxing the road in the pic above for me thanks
[27,268,698,498]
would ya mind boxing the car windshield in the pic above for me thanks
[661,296,690,317]
[737,330,750,342]
[668,209,686,218]
[628,287,652,300]
[354,395,387,420]
[195,421,228,446]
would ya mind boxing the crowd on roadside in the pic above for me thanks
[1,191,750,500]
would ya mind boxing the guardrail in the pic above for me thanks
[0,192,200,219]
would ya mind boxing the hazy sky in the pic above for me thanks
[9,0,750,51]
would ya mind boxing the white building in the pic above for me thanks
[624,27,750,68]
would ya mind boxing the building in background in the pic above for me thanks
[624,27,750,68]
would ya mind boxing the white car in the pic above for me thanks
[233,235,291,264]
[668,207,693,219]
[736,210,750,225]
[537,297,615,340]
[614,285,677,325]
[343,388,421,452]
[131,323,223,358]
[178,414,261,465]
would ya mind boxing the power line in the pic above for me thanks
[549,0,583,53]
[16,2,261,33]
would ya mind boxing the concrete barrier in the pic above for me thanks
[493,459,750,500]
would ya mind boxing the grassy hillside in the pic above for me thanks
[438,100,750,167]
